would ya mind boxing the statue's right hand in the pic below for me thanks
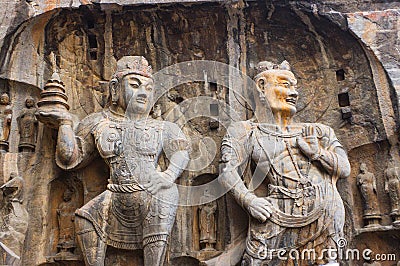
[36,110,73,127]
[246,197,273,223]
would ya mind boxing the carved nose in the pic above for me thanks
[137,93,147,99]
[289,89,298,98]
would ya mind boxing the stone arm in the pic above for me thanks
[384,170,389,193]
[219,122,272,223]
[162,122,190,182]
[144,121,190,194]
[316,146,350,179]
[55,113,101,170]
[297,124,350,180]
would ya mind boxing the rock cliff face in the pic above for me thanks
[0,1,399,265]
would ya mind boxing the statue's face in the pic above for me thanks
[63,189,73,201]
[257,70,298,117]
[119,73,154,115]
[0,94,9,105]
[360,163,367,172]
[25,98,34,108]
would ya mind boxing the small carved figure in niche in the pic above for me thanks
[220,61,351,265]
[17,97,38,152]
[0,93,12,152]
[37,56,190,266]
[55,187,77,260]
[385,161,400,226]
[0,173,29,265]
[151,104,162,120]
[199,189,217,251]
[357,163,381,227]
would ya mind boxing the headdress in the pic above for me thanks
[112,56,153,80]
[256,60,291,72]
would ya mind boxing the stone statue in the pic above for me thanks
[37,56,190,266]
[219,61,351,265]
[17,96,38,152]
[199,189,217,251]
[0,173,29,266]
[0,93,12,152]
[55,187,77,260]
[357,163,381,227]
[385,161,400,226]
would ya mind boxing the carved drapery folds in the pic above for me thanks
[0,173,28,266]
[17,97,38,152]
[357,163,381,227]
[0,93,12,152]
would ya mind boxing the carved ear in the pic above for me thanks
[109,78,119,103]
[256,77,266,89]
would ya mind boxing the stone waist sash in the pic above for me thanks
[265,184,325,228]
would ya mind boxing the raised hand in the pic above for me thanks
[36,110,73,128]
[297,125,320,161]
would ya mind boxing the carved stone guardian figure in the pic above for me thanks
[17,97,38,152]
[385,161,400,226]
[37,56,190,266]
[0,173,29,266]
[199,189,217,251]
[219,61,351,265]
[0,93,12,152]
[55,187,78,260]
[357,163,381,227]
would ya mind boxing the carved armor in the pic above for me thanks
[75,110,188,250]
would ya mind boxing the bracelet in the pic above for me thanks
[311,147,322,161]
[60,120,73,126]
[311,153,321,161]
[163,169,176,180]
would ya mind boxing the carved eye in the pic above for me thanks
[131,83,139,89]
[145,85,153,91]
[281,82,290,88]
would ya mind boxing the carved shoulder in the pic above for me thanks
[161,120,190,154]
[221,120,255,164]
[224,120,255,143]
[75,112,104,137]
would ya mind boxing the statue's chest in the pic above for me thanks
[94,120,163,159]
[251,133,298,163]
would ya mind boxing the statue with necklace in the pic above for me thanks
[219,61,351,265]
[37,56,190,266]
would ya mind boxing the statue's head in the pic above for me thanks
[254,61,298,117]
[109,56,154,115]
[63,187,74,201]
[0,93,9,105]
[25,96,35,108]
[360,163,367,172]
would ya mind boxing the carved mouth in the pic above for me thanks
[136,98,147,104]
[286,98,297,106]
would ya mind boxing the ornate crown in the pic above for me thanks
[113,56,153,79]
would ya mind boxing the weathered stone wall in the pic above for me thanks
[0,1,399,265]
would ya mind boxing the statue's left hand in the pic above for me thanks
[143,172,174,194]
[297,125,320,160]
